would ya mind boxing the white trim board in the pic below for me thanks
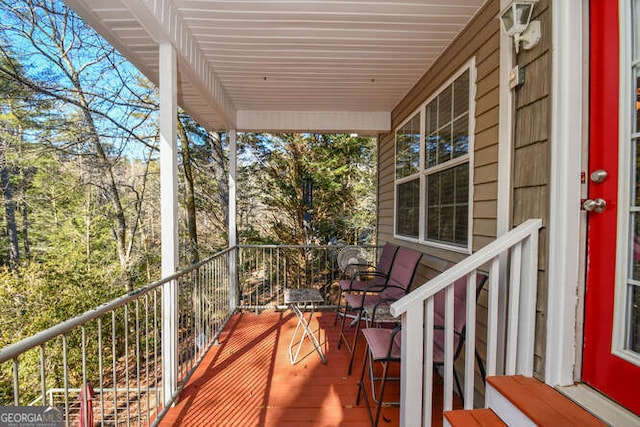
[546,0,585,386]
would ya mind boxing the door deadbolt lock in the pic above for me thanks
[590,169,608,183]
[582,198,607,213]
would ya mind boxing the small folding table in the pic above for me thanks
[284,288,327,364]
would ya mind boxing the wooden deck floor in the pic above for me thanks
[160,310,455,426]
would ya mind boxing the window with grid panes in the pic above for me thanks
[395,63,473,249]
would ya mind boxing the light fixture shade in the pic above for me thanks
[500,1,536,36]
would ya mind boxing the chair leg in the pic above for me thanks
[333,287,343,326]
[373,360,391,427]
[356,341,370,406]
[357,343,379,426]
[337,300,349,349]
[347,309,363,374]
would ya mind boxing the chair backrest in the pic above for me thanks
[381,247,422,300]
[371,243,399,286]
[433,271,489,359]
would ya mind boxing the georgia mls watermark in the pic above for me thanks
[0,406,63,427]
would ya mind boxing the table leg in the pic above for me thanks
[288,302,327,364]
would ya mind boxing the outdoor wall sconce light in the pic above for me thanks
[500,0,541,53]
[302,176,314,208]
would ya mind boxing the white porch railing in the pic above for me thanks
[390,218,543,426]
[0,248,235,426]
[0,244,367,425]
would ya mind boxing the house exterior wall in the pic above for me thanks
[378,0,500,264]
[511,0,551,378]
[376,0,552,387]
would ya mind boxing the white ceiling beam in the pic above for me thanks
[236,110,390,134]
[120,0,237,129]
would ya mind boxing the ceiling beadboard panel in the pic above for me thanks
[64,0,486,132]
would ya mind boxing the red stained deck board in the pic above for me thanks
[444,409,506,426]
[159,311,452,426]
[487,376,606,426]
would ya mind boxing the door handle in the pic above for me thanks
[582,198,607,213]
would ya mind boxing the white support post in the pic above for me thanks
[159,43,178,407]
[228,130,238,311]
[546,0,584,386]
[496,0,516,375]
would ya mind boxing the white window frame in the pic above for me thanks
[394,58,476,253]
[613,0,640,367]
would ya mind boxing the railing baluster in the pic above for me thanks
[422,298,434,427]
[125,304,130,426]
[112,310,118,425]
[464,272,478,409]
[40,345,46,408]
[518,232,539,376]
[443,283,455,411]
[506,242,523,375]
[135,300,141,426]
[486,256,501,377]
[81,326,88,427]
[12,357,19,405]
[62,334,69,427]
[98,317,105,426]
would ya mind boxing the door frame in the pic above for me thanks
[545,0,588,387]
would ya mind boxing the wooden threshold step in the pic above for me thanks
[486,375,607,426]
[444,408,506,426]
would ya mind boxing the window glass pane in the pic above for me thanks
[439,86,452,126]
[453,115,469,158]
[454,70,470,118]
[396,178,420,238]
[454,164,469,243]
[425,71,469,169]
[426,133,438,168]
[396,113,421,179]
[427,100,438,134]
[428,206,440,239]
[438,125,452,164]
[439,207,454,242]
[628,285,640,352]
[455,201,469,244]
[425,163,469,246]
[440,168,454,205]
[455,163,470,203]
[427,172,440,206]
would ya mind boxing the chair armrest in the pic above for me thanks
[344,262,374,277]
[369,298,399,324]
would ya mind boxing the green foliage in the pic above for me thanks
[238,133,377,245]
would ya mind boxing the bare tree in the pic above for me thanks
[177,115,199,264]
[0,0,158,290]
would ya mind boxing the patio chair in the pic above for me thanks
[334,243,399,326]
[339,246,422,374]
[356,271,488,426]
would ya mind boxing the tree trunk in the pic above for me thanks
[178,117,199,264]
[0,140,20,269]
[209,132,229,240]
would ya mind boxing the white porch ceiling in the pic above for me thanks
[63,0,487,133]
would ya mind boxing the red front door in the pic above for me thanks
[583,0,640,416]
